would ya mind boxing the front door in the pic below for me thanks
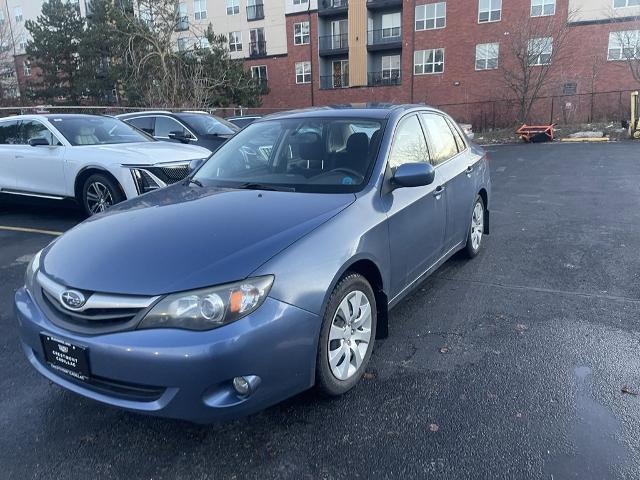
[332,60,348,88]
[384,114,447,297]
[14,120,67,196]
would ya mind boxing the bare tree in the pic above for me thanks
[498,10,576,124]
[607,27,640,85]
[0,10,19,102]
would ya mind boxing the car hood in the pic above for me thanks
[77,142,211,165]
[41,184,355,295]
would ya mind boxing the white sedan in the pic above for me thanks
[0,114,211,215]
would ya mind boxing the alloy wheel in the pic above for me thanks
[471,201,484,251]
[86,181,114,214]
[327,290,372,381]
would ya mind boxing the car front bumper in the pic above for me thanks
[15,287,320,424]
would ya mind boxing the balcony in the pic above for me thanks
[249,41,267,58]
[367,71,401,87]
[175,15,189,32]
[246,3,264,21]
[366,0,402,11]
[320,73,349,89]
[367,28,402,51]
[318,0,348,17]
[318,34,349,56]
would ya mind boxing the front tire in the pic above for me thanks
[463,195,485,258]
[82,174,124,216]
[316,273,377,396]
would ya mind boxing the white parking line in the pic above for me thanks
[0,225,62,236]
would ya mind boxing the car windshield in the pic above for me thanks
[193,117,384,193]
[180,114,239,136]
[49,116,153,146]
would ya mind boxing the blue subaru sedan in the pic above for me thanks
[15,105,490,423]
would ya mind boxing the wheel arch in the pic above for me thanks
[478,187,489,234]
[74,167,126,203]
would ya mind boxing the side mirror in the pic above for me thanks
[392,162,435,188]
[29,137,50,147]
[189,158,205,172]
[169,131,191,143]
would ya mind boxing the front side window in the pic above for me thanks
[608,30,640,60]
[420,114,458,165]
[296,61,312,84]
[414,48,444,74]
[381,12,401,38]
[415,2,446,31]
[388,115,429,169]
[0,120,20,145]
[193,118,384,193]
[531,0,555,16]
[226,0,239,15]
[294,21,310,45]
[528,36,553,65]
[194,0,207,19]
[20,121,60,146]
[155,117,188,138]
[475,42,499,70]
[49,116,152,146]
[127,116,154,135]
[229,31,242,52]
[478,0,501,22]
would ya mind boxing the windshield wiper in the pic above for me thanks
[185,178,204,188]
[236,182,295,192]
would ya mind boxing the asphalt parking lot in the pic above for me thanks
[1,141,640,479]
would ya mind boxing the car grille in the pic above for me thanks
[35,272,159,334]
[144,165,190,184]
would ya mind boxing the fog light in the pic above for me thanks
[233,376,250,395]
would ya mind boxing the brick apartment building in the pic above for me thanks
[2,0,639,124]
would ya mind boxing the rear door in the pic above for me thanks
[0,119,20,191]
[385,114,447,295]
[13,120,67,196]
[420,113,477,250]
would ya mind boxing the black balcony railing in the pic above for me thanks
[249,41,267,57]
[367,28,402,46]
[367,0,403,10]
[319,0,349,16]
[246,4,264,21]
[320,73,349,89]
[175,15,189,31]
[319,33,349,53]
[368,71,401,86]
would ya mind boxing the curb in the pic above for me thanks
[560,137,609,143]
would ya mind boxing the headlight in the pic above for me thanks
[138,275,274,331]
[25,249,43,295]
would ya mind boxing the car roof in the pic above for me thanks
[0,113,116,122]
[260,104,435,121]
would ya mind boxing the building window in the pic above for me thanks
[296,61,311,83]
[294,21,310,45]
[415,2,446,31]
[414,48,444,74]
[17,34,27,52]
[528,37,553,65]
[194,0,206,19]
[478,0,501,23]
[177,37,191,51]
[23,61,31,76]
[381,12,401,38]
[475,42,499,70]
[531,0,555,17]
[251,65,267,80]
[382,54,401,79]
[197,37,210,49]
[608,30,640,60]
[226,0,239,15]
[14,6,23,22]
[614,0,640,7]
[229,31,242,52]
[293,0,309,4]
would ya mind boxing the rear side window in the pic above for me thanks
[0,120,20,145]
[445,117,466,152]
[155,117,188,138]
[388,115,430,169]
[127,116,154,135]
[420,113,458,165]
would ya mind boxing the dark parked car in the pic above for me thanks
[16,104,490,424]
[117,111,239,152]
[226,115,262,129]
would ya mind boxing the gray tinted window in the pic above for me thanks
[421,114,458,165]
[388,115,430,169]
[127,116,154,135]
[20,120,60,146]
[155,117,188,138]
[445,117,466,152]
[0,120,20,145]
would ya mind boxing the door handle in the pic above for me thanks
[433,185,445,197]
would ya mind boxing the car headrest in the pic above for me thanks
[298,132,323,161]
[347,132,369,155]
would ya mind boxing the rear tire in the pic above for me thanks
[316,273,377,396]
[82,173,124,216]
[463,195,485,258]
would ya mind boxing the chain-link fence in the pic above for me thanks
[436,90,636,132]
[0,105,290,118]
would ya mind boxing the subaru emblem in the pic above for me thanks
[58,344,69,353]
[60,290,86,310]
